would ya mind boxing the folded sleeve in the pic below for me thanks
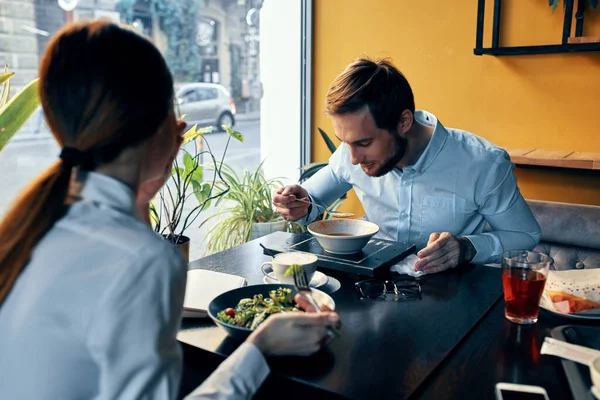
[184,343,270,400]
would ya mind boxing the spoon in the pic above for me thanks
[294,197,355,218]
[259,243,278,258]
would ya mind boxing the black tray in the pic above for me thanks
[260,231,415,278]
[551,325,600,400]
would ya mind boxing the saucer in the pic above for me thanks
[263,271,329,289]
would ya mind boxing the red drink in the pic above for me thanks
[502,269,547,323]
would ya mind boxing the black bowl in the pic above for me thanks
[208,284,335,341]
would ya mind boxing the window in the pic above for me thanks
[0,0,268,260]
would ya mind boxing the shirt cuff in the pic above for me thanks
[235,342,270,383]
[185,342,270,399]
[296,194,321,225]
[463,234,490,264]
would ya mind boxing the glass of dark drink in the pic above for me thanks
[501,250,553,325]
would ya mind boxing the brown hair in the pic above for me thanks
[0,20,174,305]
[325,57,415,132]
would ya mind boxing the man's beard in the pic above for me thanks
[367,132,408,177]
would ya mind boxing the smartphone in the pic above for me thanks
[495,383,550,400]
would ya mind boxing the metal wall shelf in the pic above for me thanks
[475,0,600,56]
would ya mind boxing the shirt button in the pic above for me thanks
[401,213,407,218]
[402,181,408,186]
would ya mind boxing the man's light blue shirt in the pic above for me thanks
[300,110,541,264]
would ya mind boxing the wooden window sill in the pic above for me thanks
[505,148,600,170]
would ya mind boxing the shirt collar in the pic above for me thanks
[71,171,139,219]
[406,110,448,174]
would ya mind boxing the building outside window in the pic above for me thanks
[0,0,272,259]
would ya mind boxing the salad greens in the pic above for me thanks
[283,264,303,277]
[217,287,300,330]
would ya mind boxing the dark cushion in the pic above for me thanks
[526,200,600,270]
[533,242,600,271]
[527,200,600,250]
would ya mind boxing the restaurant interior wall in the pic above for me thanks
[312,0,600,217]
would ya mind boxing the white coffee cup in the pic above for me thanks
[261,252,318,284]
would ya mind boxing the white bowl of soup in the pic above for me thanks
[307,219,379,254]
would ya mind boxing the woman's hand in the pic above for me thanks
[247,294,339,357]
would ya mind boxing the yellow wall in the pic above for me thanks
[312,0,600,216]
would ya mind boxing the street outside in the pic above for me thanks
[0,117,262,261]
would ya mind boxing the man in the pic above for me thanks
[273,57,541,274]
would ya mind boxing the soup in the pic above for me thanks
[328,233,355,237]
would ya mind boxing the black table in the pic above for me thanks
[177,232,599,399]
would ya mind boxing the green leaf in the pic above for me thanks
[182,124,214,145]
[224,125,244,143]
[0,66,9,109]
[318,127,338,154]
[149,200,160,229]
[300,161,327,171]
[0,72,14,85]
[191,164,203,182]
[198,125,214,134]
[183,152,195,173]
[192,181,213,206]
[192,181,205,204]
[284,264,303,277]
[0,78,40,153]
[329,198,345,212]
[201,182,212,198]
[300,164,327,181]
[171,167,184,176]
[324,198,346,220]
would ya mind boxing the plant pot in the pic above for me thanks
[250,220,287,240]
[163,234,191,264]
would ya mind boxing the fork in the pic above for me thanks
[292,266,339,339]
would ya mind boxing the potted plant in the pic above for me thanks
[150,124,243,262]
[0,67,40,153]
[201,160,286,255]
[549,1,600,43]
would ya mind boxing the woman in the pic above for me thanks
[0,21,338,399]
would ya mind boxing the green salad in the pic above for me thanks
[217,287,300,330]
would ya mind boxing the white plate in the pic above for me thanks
[540,303,600,321]
[263,271,329,289]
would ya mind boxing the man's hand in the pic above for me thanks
[272,184,311,221]
[414,232,477,274]
[414,232,461,274]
